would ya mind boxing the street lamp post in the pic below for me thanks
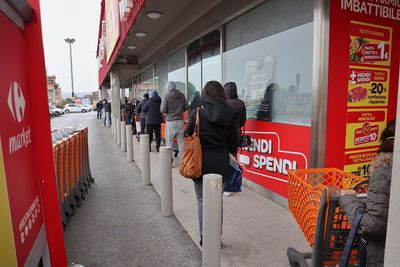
[64,38,75,98]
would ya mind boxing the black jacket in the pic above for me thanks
[135,98,149,118]
[224,82,246,128]
[142,96,162,125]
[186,96,237,181]
[96,101,103,111]
[189,94,202,111]
[104,102,111,112]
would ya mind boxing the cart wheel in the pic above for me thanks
[289,261,300,267]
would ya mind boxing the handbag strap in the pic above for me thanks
[195,107,200,136]
[339,208,366,267]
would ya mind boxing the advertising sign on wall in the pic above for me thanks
[238,120,310,198]
[0,12,46,265]
[105,0,120,62]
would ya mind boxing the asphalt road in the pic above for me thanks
[51,112,201,267]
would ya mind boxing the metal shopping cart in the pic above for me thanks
[287,168,368,267]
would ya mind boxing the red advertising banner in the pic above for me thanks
[0,11,45,266]
[238,120,310,198]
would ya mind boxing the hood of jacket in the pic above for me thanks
[370,152,393,173]
[202,96,235,127]
[224,82,238,99]
[168,89,185,99]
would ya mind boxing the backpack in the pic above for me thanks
[179,108,202,179]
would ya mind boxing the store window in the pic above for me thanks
[223,0,313,126]
[155,48,186,99]
[136,66,155,99]
[187,30,221,105]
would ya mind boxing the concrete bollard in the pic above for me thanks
[116,117,121,145]
[121,120,126,151]
[111,116,115,136]
[160,146,173,216]
[126,124,133,161]
[113,117,117,140]
[202,173,222,267]
[140,134,151,185]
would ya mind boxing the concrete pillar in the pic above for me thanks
[160,147,173,217]
[101,85,107,100]
[121,120,126,151]
[126,124,133,161]
[140,134,151,185]
[110,71,121,119]
[384,93,400,264]
[116,117,121,145]
[129,87,134,100]
[113,117,117,140]
[202,173,222,267]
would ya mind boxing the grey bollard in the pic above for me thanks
[116,117,121,145]
[202,174,222,267]
[140,134,151,185]
[111,116,115,136]
[113,117,117,140]
[121,120,126,151]
[126,124,133,161]
[160,146,173,216]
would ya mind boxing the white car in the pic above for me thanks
[49,107,65,116]
[63,103,90,113]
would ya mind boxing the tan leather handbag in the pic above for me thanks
[179,108,202,179]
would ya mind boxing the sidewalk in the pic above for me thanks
[131,133,310,267]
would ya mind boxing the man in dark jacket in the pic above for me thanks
[161,81,189,158]
[103,99,112,127]
[143,91,162,152]
[189,91,202,111]
[135,93,149,134]
[96,100,103,119]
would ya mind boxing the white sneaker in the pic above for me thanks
[223,192,234,197]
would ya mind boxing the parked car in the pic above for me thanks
[82,104,92,111]
[63,103,90,113]
[49,108,55,117]
[49,107,65,116]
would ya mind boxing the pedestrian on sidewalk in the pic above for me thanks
[96,100,103,119]
[223,82,247,196]
[161,81,189,158]
[135,93,149,134]
[143,91,162,152]
[103,99,112,127]
[189,91,202,113]
[186,81,238,246]
[339,119,395,267]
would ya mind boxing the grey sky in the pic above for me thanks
[40,0,101,96]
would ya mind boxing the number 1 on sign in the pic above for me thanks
[378,42,388,60]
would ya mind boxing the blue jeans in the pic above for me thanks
[103,111,111,126]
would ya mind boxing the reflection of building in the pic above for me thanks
[92,91,100,102]
[47,75,62,107]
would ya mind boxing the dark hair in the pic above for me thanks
[378,119,396,153]
[223,82,238,99]
[202,81,226,104]
[143,93,149,99]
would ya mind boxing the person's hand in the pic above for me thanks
[340,189,356,196]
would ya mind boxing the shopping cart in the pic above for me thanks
[287,168,368,267]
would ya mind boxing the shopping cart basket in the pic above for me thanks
[287,168,368,267]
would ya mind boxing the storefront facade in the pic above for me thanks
[98,0,400,204]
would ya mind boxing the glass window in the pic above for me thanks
[136,66,155,99]
[187,30,221,105]
[223,0,313,126]
[155,48,186,99]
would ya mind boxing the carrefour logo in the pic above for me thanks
[6,81,31,155]
[7,81,26,123]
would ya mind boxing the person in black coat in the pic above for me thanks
[96,100,103,119]
[136,93,149,134]
[189,91,202,112]
[142,91,162,152]
[186,81,238,245]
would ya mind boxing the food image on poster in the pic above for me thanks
[349,21,392,66]
[344,149,377,178]
[348,67,389,107]
[345,109,386,149]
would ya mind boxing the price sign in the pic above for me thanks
[344,149,377,178]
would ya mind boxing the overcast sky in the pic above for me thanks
[40,0,101,96]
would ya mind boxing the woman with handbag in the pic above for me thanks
[186,81,238,246]
[339,119,395,267]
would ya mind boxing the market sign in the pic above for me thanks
[238,121,310,198]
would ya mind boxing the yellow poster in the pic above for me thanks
[0,141,17,266]
[348,67,390,107]
[349,21,392,67]
[105,0,120,62]
[344,149,377,178]
[345,109,387,150]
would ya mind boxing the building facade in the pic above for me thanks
[97,0,400,204]
[46,75,62,107]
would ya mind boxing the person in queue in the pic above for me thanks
[223,81,247,196]
[96,100,103,119]
[102,99,112,127]
[339,119,396,267]
[161,81,189,159]
[189,91,202,112]
[186,81,238,246]
[135,93,149,134]
[142,91,162,152]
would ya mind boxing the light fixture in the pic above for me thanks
[127,45,137,50]
[147,11,162,19]
[134,31,147,37]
